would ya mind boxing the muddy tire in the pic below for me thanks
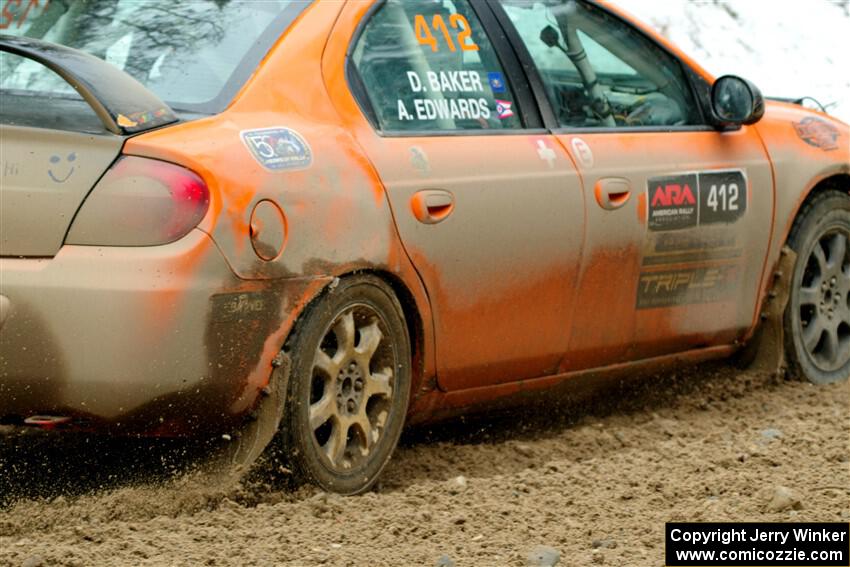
[784,190,850,384]
[280,275,411,494]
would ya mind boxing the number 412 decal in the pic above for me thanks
[414,13,479,52]
[647,170,747,232]
[698,170,747,225]
[706,182,739,213]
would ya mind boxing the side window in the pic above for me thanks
[351,0,523,133]
[499,0,702,129]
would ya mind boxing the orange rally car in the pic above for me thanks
[1,0,848,494]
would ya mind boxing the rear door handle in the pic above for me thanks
[411,189,455,224]
[594,178,632,210]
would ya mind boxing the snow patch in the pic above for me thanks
[614,0,850,122]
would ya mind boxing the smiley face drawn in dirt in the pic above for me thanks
[48,152,77,183]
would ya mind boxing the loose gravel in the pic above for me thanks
[1,363,848,566]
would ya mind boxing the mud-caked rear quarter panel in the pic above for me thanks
[120,2,435,426]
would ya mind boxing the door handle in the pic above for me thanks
[594,178,632,210]
[411,189,455,224]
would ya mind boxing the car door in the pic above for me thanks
[334,0,587,391]
[491,0,774,368]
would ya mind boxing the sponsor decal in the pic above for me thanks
[0,0,48,30]
[211,292,274,322]
[643,231,742,266]
[640,170,749,306]
[570,137,594,168]
[410,146,430,176]
[495,99,514,119]
[241,127,312,172]
[116,114,137,128]
[647,170,748,232]
[126,107,171,126]
[117,108,171,130]
[636,265,739,309]
[535,139,557,168]
[698,170,747,225]
[648,174,698,231]
[793,116,840,151]
[488,72,506,93]
[47,152,76,184]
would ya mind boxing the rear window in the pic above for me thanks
[351,0,524,133]
[0,0,308,113]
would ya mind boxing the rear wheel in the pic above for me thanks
[785,190,850,383]
[280,275,411,494]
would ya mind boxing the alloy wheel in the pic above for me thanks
[308,305,395,472]
[796,229,850,372]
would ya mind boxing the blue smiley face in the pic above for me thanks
[48,152,77,183]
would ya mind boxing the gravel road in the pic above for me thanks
[1,363,848,567]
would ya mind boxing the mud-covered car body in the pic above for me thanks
[1,0,848,437]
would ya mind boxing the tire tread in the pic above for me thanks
[783,189,850,383]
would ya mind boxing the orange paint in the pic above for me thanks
[637,192,647,223]
[5,0,847,436]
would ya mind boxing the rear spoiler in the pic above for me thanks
[0,34,178,135]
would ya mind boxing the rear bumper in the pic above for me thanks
[0,230,293,434]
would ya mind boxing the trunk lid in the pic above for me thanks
[0,125,123,257]
[0,35,178,257]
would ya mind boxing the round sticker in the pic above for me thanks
[571,137,594,169]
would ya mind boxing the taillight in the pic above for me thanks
[65,156,210,246]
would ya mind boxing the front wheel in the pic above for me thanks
[785,190,850,383]
[280,275,411,494]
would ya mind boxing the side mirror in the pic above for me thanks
[711,75,765,127]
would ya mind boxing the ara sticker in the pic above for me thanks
[488,72,506,93]
[793,117,840,151]
[647,170,747,232]
[241,127,312,172]
[648,174,698,231]
[495,99,514,119]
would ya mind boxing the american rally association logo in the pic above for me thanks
[241,127,313,171]
[648,174,698,231]
[651,183,696,207]
[792,117,840,151]
[495,99,514,120]
[647,170,747,232]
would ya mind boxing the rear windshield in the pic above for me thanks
[0,0,308,113]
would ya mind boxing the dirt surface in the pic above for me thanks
[1,363,848,567]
